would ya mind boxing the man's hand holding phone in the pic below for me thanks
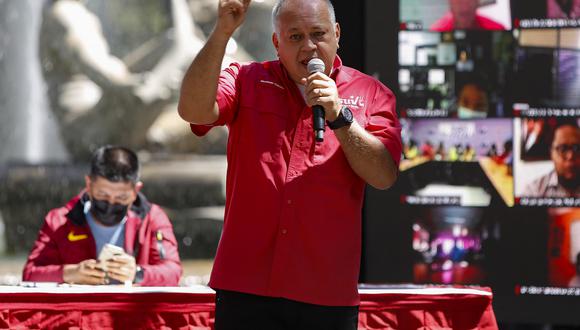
[104,253,137,283]
[98,244,137,283]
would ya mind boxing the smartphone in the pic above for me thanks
[98,243,125,262]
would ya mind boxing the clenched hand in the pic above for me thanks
[216,0,252,37]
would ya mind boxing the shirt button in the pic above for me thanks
[287,199,292,205]
[281,229,288,235]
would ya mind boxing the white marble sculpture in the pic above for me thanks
[40,0,251,159]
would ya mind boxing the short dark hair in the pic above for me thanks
[554,118,580,131]
[90,145,140,184]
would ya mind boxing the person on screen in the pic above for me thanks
[494,140,513,175]
[523,121,580,198]
[23,146,182,286]
[405,139,420,160]
[435,142,446,160]
[430,0,507,31]
[421,141,436,159]
[568,252,580,287]
[547,0,580,19]
[462,144,476,161]
[448,143,460,161]
[456,82,489,119]
[177,0,402,328]
[486,143,498,158]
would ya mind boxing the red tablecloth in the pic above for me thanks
[358,286,497,329]
[0,285,497,329]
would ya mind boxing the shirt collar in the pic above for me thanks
[547,170,560,188]
[330,55,343,79]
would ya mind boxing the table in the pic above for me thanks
[0,284,497,329]
[358,286,497,329]
[478,157,514,207]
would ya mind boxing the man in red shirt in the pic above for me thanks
[23,146,182,286]
[178,0,401,328]
[430,0,507,31]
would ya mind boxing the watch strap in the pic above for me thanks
[134,265,144,284]
[327,106,353,130]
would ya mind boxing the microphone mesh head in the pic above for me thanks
[307,58,325,74]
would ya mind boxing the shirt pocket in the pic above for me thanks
[312,130,341,165]
[241,85,288,163]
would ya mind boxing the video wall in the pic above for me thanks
[366,0,580,324]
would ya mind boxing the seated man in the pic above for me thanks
[23,146,182,286]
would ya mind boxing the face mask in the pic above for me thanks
[458,106,487,119]
[90,199,128,226]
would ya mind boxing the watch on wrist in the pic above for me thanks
[327,106,354,130]
[134,265,144,284]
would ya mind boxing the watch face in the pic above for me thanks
[343,107,354,122]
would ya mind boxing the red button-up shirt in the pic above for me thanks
[191,56,401,306]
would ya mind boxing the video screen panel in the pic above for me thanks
[510,29,580,111]
[400,0,512,31]
[408,206,491,285]
[400,118,514,207]
[385,205,580,293]
[513,117,580,206]
[398,30,515,119]
[512,0,580,28]
[365,0,580,325]
[546,208,580,287]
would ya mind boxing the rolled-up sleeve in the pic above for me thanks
[365,81,402,168]
[190,62,243,136]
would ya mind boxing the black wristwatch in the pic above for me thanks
[327,106,354,130]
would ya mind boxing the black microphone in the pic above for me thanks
[307,58,326,142]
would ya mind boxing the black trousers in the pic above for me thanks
[214,289,359,330]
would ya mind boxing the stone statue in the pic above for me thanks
[40,0,251,159]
